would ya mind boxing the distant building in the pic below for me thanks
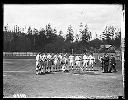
[99,45,116,53]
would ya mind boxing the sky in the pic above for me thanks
[4,4,123,39]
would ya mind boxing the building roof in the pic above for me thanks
[100,45,112,48]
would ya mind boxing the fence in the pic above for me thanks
[3,52,122,61]
[3,52,38,57]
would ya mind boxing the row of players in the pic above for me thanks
[36,53,96,75]
[36,53,117,75]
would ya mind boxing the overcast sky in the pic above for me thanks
[4,4,122,39]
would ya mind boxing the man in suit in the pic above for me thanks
[102,53,109,73]
[109,55,117,73]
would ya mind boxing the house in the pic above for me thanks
[100,45,115,50]
[99,45,116,53]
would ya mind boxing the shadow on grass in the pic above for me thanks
[72,69,101,75]
[76,72,100,75]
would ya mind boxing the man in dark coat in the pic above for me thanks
[102,53,109,73]
[100,56,104,70]
[109,55,117,72]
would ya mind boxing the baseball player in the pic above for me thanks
[53,54,59,72]
[89,54,96,71]
[69,54,74,70]
[88,54,92,71]
[40,53,47,74]
[61,55,68,72]
[50,53,55,72]
[58,53,63,71]
[47,53,52,72]
[82,53,88,71]
[36,53,41,75]
[75,55,82,71]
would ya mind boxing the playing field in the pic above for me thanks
[3,58,124,98]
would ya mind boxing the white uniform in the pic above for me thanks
[47,54,52,60]
[41,54,46,61]
[75,56,81,67]
[83,54,88,68]
[40,54,47,73]
[98,56,103,69]
[90,55,95,67]
[58,54,63,65]
[53,55,58,71]
[88,55,95,70]
[62,56,68,72]
[69,55,74,69]
[36,53,41,74]
[53,55,58,65]
[36,54,40,67]
[99,56,103,63]
[58,54,62,60]
[46,54,52,72]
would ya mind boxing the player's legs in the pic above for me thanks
[70,60,74,70]
[69,60,72,70]
[82,60,86,70]
[36,67,39,75]
[76,61,80,70]
[90,61,94,70]
[54,60,57,72]
[88,61,91,71]
[62,64,66,72]
[54,60,56,71]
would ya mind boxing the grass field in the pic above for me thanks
[3,57,124,98]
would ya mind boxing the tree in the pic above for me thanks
[79,23,91,52]
[45,23,57,44]
[27,26,32,35]
[114,29,121,48]
[38,28,47,52]
[58,30,63,37]
[102,26,116,44]
[89,38,102,50]
[65,25,74,43]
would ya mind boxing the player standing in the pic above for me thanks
[58,53,63,71]
[69,54,74,70]
[61,55,68,72]
[47,53,52,72]
[89,54,96,71]
[36,53,41,75]
[75,55,82,71]
[82,53,88,71]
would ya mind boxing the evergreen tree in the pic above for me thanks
[65,25,74,43]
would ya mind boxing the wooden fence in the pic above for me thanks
[3,52,38,57]
[3,52,122,61]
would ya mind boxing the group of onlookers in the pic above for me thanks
[99,53,117,73]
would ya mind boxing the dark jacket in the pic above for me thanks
[110,57,116,65]
[102,56,109,66]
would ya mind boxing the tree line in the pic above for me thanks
[3,23,121,53]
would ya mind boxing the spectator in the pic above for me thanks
[102,53,109,73]
[108,55,117,73]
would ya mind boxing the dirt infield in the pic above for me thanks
[3,59,124,98]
